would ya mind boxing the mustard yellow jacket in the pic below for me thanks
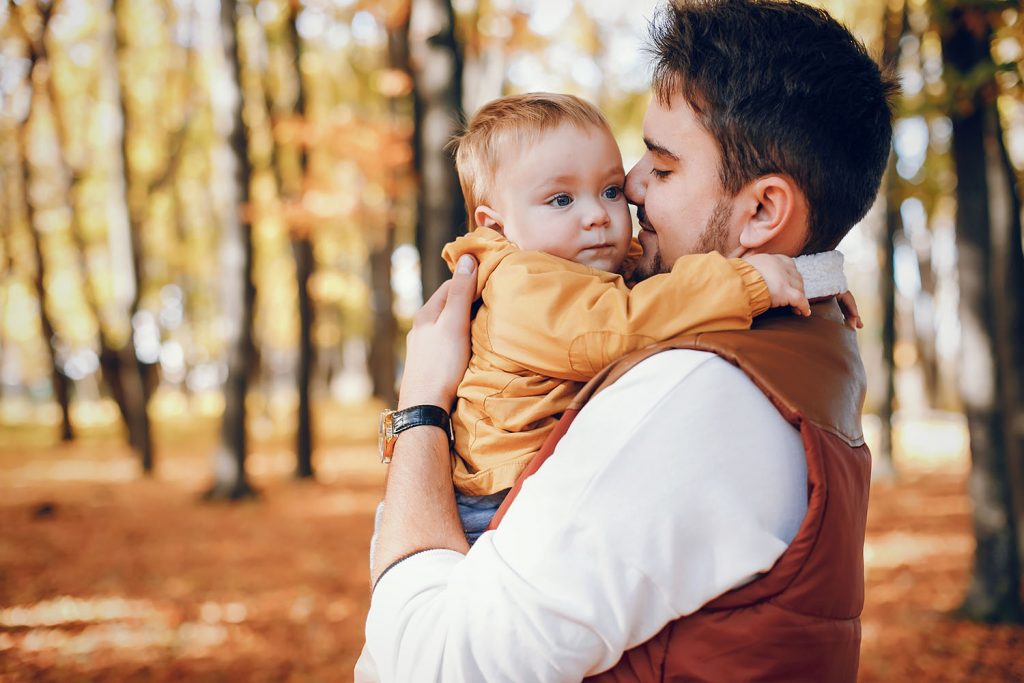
[441,227,770,496]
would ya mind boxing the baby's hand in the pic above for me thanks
[743,254,810,317]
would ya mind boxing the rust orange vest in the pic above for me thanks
[488,300,870,682]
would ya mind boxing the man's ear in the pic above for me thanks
[474,205,504,234]
[736,175,807,254]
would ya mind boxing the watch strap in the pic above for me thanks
[391,404,452,439]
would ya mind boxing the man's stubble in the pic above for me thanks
[634,197,733,281]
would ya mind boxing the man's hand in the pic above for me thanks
[371,255,478,589]
[742,253,810,317]
[837,290,863,330]
[398,254,478,411]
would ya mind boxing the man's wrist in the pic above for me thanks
[397,390,453,411]
[379,404,454,463]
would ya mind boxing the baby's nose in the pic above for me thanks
[583,202,610,229]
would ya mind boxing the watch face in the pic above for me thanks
[378,410,396,462]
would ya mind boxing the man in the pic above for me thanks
[360,1,896,680]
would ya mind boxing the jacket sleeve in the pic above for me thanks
[483,251,770,381]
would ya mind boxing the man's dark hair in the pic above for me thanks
[649,0,898,253]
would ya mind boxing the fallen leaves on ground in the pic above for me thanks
[1,426,1022,682]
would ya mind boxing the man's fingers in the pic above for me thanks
[415,280,451,325]
[836,291,863,331]
[438,255,478,327]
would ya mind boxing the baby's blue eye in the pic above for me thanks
[603,186,623,200]
[550,194,573,207]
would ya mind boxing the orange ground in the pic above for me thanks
[1,415,1022,682]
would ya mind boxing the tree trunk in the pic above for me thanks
[369,226,398,407]
[19,122,74,443]
[913,250,940,406]
[873,0,906,480]
[943,5,1022,623]
[876,159,899,480]
[284,7,316,480]
[110,0,159,475]
[987,60,1024,580]
[15,7,73,442]
[45,3,155,471]
[0,184,10,408]
[367,4,413,409]
[205,0,257,501]
[410,0,466,298]
[293,236,315,479]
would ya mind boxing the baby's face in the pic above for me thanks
[480,123,633,272]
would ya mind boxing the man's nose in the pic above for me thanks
[625,158,648,207]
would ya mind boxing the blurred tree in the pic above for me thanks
[410,0,466,298]
[206,0,257,500]
[65,0,156,474]
[279,1,315,479]
[289,9,315,480]
[14,0,163,470]
[14,1,73,442]
[367,0,413,410]
[941,1,1023,623]
[875,0,908,478]
[0,180,9,407]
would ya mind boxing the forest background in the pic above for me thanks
[1,0,1023,680]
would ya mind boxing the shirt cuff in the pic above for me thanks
[730,258,772,316]
[795,250,848,300]
[365,549,465,680]
[371,547,464,600]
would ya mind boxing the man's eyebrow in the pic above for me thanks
[643,137,679,161]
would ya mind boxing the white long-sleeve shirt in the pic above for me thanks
[359,348,809,682]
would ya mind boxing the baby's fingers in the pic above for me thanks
[788,271,808,317]
[790,298,811,317]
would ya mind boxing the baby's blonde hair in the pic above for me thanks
[450,93,612,224]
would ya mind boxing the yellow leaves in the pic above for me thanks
[372,68,413,97]
[150,386,191,422]
[87,101,119,147]
[129,137,162,178]
[0,597,160,629]
[307,189,358,218]
[255,213,287,242]
[310,268,370,337]
[309,269,366,307]
[812,0,886,51]
[3,279,41,343]
[271,112,412,174]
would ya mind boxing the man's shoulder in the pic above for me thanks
[582,348,761,421]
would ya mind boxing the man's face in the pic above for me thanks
[485,123,633,273]
[625,95,741,280]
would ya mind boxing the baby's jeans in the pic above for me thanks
[455,489,510,545]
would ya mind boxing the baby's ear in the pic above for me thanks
[474,205,504,234]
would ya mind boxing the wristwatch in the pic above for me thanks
[378,404,454,463]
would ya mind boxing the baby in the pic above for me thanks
[440,92,831,543]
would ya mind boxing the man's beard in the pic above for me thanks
[634,198,732,281]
